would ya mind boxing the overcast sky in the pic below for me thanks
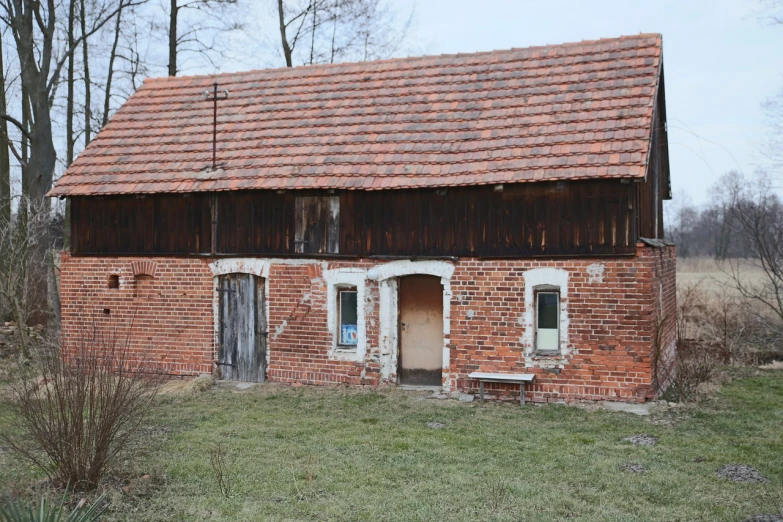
[405,0,783,205]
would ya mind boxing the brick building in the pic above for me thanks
[51,34,676,403]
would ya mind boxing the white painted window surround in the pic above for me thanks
[522,268,569,357]
[323,267,367,362]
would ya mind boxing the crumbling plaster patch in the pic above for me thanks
[521,267,570,368]
[587,263,605,283]
[368,260,455,391]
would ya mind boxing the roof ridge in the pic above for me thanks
[143,33,662,85]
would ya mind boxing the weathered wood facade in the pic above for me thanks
[70,177,668,258]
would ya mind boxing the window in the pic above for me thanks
[338,288,358,346]
[325,268,366,361]
[107,274,120,289]
[294,196,339,254]
[535,291,559,353]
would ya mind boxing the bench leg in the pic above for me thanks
[520,382,525,406]
[479,381,484,403]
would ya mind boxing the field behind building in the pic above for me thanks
[676,257,767,293]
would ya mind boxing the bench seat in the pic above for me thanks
[468,372,536,405]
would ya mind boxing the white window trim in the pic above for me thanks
[324,268,367,361]
[522,268,569,360]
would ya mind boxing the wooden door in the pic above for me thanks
[218,274,266,382]
[398,275,443,386]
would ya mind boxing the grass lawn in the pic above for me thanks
[2,371,782,521]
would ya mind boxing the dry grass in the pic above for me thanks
[158,375,213,396]
[677,257,767,294]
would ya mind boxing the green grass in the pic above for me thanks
[2,372,783,521]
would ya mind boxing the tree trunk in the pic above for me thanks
[0,35,10,228]
[64,0,77,251]
[277,0,294,67]
[103,4,123,128]
[169,0,178,76]
[27,91,57,206]
[81,0,92,146]
[66,0,76,167]
[309,0,316,65]
[12,295,30,359]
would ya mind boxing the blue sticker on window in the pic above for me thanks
[340,324,358,345]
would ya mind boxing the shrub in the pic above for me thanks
[1,319,162,490]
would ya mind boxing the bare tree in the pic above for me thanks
[664,190,698,255]
[0,196,51,357]
[725,173,783,334]
[762,88,783,175]
[0,31,10,227]
[164,0,241,77]
[102,0,126,127]
[0,0,135,205]
[761,0,783,24]
[66,0,77,168]
[80,0,93,146]
[276,0,413,68]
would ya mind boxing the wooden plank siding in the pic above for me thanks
[70,179,643,257]
[637,67,670,240]
[71,193,212,254]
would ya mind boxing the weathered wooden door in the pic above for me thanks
[218,274,266,382]
[398,275,443,386]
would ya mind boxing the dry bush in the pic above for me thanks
[663,350,720,402]
[1,318,163,490]
[677,281,783,365]
[0,199,55,357]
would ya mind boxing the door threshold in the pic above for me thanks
[398,384,442,392]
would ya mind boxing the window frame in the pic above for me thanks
[337,287,359,347]
[534,289,560,354]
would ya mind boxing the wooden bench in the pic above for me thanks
[468,372,536,405]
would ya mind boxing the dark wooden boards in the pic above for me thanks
[71,180,642,257]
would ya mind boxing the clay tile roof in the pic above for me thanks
[48,33,663,197]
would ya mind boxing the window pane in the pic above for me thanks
[537,293,559,330]
[339,290,358,345]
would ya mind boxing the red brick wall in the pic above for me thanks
[60,245,677,402]
[449,245,677,403]
[59,255,215,375]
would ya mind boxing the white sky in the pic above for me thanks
[390,0,783,204]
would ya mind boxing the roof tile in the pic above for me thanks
[49,34,662,197]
